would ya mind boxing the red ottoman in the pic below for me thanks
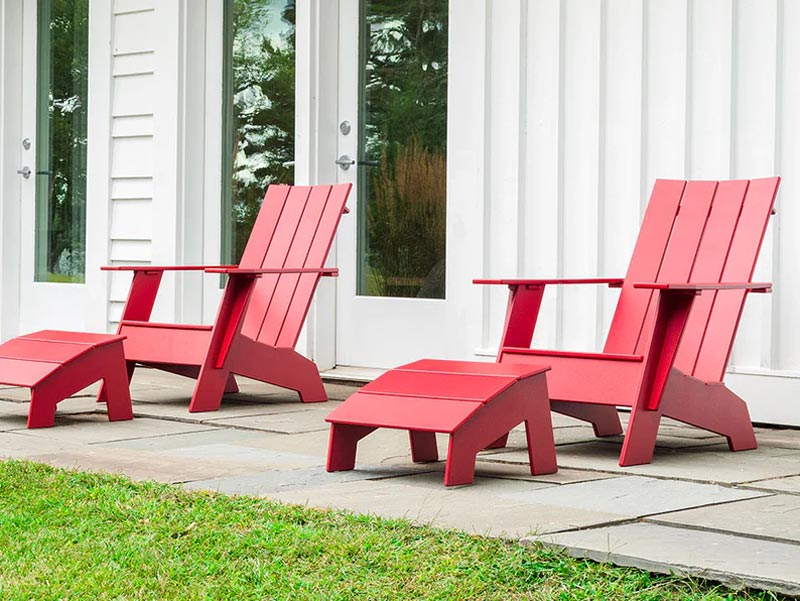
[0,330,133,428]
[326,359,557,486]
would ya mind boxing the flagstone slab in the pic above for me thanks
[98,426,264,450]
[269,474,626,537]
[753,427,800,450]
[744,475,800,494]
[183,465,427,496]
[161,443,321,470]
[648,494,800,544]
[131,399,312,422]
[0,431,84,459]
[27,448,259,484]
[501,440,800,484]
[208,407,333,434]
[496,475,766,517]
[471,460,620,485]
[0,398,103,431]
[13,415,215,445]
[532,522,800,597]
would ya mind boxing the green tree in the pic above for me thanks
[225,0,296,263]
[39,0,89,281]
[360,0,448,298]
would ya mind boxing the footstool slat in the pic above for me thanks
[0,339,97,365]
[361,370,519,402]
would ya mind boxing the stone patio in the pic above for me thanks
[1,369,799,596]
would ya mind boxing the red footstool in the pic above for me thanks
[326,359,557,486]
[0,330,133,428]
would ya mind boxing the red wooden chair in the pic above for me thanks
[102,183,351,412]
[476,177,780,466]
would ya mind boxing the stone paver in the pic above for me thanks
[208,406,333,434]
[497,475,767,517]
[745,475,800,494]
[270,473,627,538]
[2,367,800,596]
[532,522,800,597]
[649,494,800,544]
[29,448,260,484]
[13,414,215,445]
[184,465,429,496]
[486,439,800,484]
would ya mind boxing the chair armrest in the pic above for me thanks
[633,281,772,293]
[102,265,236,272]
[473,277,624,287]
[205,267,339,277]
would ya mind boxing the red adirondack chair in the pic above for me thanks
[102,183,351,412]
[476,177,779,466]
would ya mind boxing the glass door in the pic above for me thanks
[335,0,451,368]
[17,0,91,333]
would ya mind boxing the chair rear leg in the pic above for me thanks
[551,400,623,436]
[327,424,377,472]
[409,431,439,462]
[661,378,757,452]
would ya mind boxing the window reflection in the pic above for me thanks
[359,0,448,298]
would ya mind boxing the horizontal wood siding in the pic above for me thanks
[477,0,799,424]
[108,0,156,327]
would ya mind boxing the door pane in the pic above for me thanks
[35,0,89,283]
[358,0,448,298]
[222,0,295,265]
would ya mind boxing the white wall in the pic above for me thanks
[468,0,798,424]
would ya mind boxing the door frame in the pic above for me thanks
[297,0,489,370]
[0,0,24,341]
[0,0,112,339]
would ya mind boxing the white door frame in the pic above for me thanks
[0,0,24,341]
[297,0,489,370]
[1,0,112,338]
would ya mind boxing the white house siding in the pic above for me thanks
[106,0,157,325]
[465,0,798,424]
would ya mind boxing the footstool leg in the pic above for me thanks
[327,424,376,472]
[28,385,58,429]
[97,360,135,404]
[444,432,478,486]
[524,378,557,475]
[409,431,439,462]
[100,346,134,422]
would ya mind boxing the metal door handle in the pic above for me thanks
[335,155,356,170]
[17,166,31,179]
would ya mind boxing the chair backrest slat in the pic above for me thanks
[603,179,685,354]
[604,176,778,381]
[691,177,779,380]
[238,183,351,346]
[240,185,313,339]
[633,180,717,355]
[275,184,352,347]
[674,180,749,374]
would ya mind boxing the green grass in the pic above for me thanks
[0,460,784,600]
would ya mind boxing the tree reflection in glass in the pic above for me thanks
[35,0,89,283]
[359,0,448,298]
[222,0,295,265]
